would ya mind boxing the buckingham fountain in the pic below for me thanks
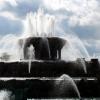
[0,9,100,100]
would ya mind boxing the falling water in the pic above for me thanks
[54,74,81,99]
[27,45,34,73]
[58,31,90,73]
[18,38,26,60]
[80,58,87,73]
[40,37,51,59]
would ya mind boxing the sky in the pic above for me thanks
[0,0,100,58]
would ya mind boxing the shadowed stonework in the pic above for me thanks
[23,37,66,60]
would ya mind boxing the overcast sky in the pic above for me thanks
[0,0,100,57]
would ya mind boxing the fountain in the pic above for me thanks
[19,8,66,61]
[18,8,88,77]
[0,8,90,77]
[0,8,99,99]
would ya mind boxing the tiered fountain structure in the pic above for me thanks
[0,9,100,99]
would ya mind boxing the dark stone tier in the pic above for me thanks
[0,58,99,78]
[0,37,99,99]
[0,59,99,99]
[0,78,100,99]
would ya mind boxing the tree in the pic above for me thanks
[1,52,10,61]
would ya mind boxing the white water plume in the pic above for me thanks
[22,8,55,38]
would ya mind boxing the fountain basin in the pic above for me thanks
[0,60,85,77]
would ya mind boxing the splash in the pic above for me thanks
[0,89,15,100]
[54,74,81,99]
